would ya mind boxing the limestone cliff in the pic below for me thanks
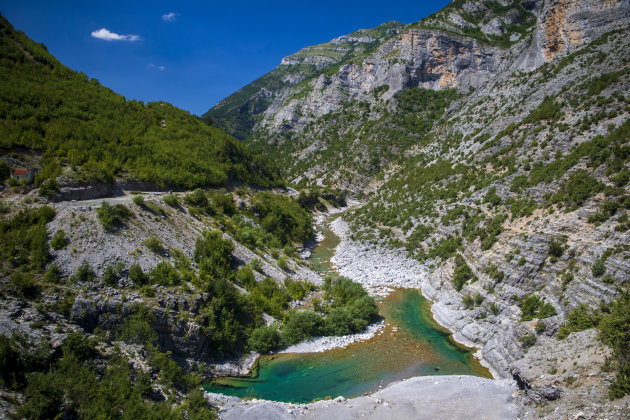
[539,0,630,62]
[206,0,629,140]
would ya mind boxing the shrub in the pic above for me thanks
[611,172,629,187]
[561,170,603,206]
[348,295,378,324]
[194,230,234,281]
[103,265,118,286]
[149,349,184,387]
[73,262,95,283]
[140,285,155,297]
[557,304,600,339]
[132,195,145,206]
[44,264,60,283]
[484,264,504,282]
[11,271,39,298]
[325,307,354,336]
[62,332,94,361]
[510,175,528,193]
[0,161,9,182]
[453,255,476,291]
[428,235,462,260]
[519,334,537,348]
[281,311,324,345]
[250,257,263,272]
[598,293,630,399]
[38,178,58,197]
[17,372,63,419]
[163,194,179,207]
[247,277,290,318]
[235,265,256,287]
[462,294,474,309]
[0,335,25,389]
[50,229,68,250]
[29,222,50,270]
[148,261,181,286]
[490,302,499,315]
[97,202,134,231]
[134,195,166,216]
[483,187,502,207]
[282,244,297,258]
[210,192,236,215]
[184,188,208,208]
[116,306,157,345]
[0,206,55,271]
[474,293,485,306]
[277,256,289,271]
[323,294,378,336]
[509,198,536,219]
[523,96,561,124]
[144,236,165,254]
[520,295,556,321]
[323,276,368,306]
[248,326,282,353]
[284,278,313,300]
[592,259,606,277]
[129,263,147,285]
[548,238,564,258]
[251,192,313,245]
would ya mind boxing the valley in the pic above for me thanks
[1,0,630,419]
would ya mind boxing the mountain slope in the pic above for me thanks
[203,21,405,139]
[205,0,629,193]
[0,15,281,190]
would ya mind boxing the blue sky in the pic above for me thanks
[1,1,450,115]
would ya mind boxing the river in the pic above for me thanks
[204,212,490,403]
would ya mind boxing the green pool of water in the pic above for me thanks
[203,289,489,403]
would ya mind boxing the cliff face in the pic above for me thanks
[540,0,630,61]
[260,30,503,134]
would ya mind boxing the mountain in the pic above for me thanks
[0,15,281,190]
[203,21,405,140]
[205,0,630,415]
[205,0,629,192]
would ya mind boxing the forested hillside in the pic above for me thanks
[0,15,281,189]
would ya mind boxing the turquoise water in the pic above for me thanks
[204,289,489,403]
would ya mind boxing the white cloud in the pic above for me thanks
[162,12,178,22]
[147,63,166,71]
[91,28,140,42]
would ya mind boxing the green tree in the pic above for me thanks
[248,326,282,353]
[282,311,324,345]
[0,161,10,182]
[194,230,235,282]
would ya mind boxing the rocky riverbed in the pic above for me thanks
[278,320,385,354]
[206,375,520,420]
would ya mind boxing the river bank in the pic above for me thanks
[278,320,385,354]
[206,375,519,420]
